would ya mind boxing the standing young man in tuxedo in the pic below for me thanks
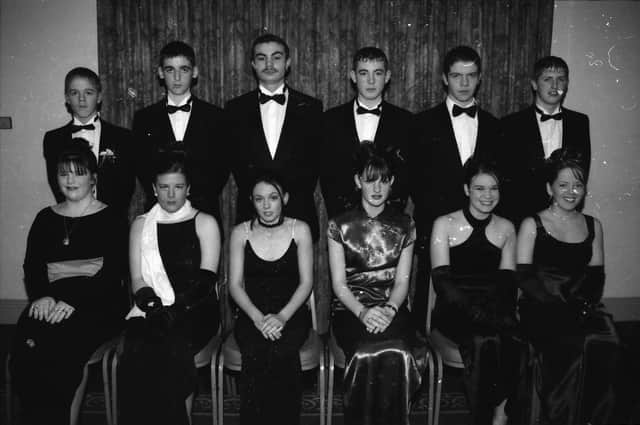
[225,34,323,240]
[43,67,135,219]
[133,41,228,222]
[321,47,412,219]
[498,56,591,226]
[410,46,500,333]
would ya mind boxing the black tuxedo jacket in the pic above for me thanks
[320,100,413,219]
[43,119,135,217]
[410,102,501,250]
[498,105,591,225]
[225,88,323,240]
[132,96,229,222]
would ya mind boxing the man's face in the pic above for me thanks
[531,68,568,109]
[350,59,390,104]
[157,55,198,98]
[442,60,480,105]
[65,77,102,123]
[251,42,290,87]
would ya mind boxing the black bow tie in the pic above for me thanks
[70,123,95,132]
[356,105,382,116]
[167,102,191,114]
[452,104,477,118]
[258,92,286,105]
[536,107,563,122]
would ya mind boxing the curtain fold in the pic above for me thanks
[98,0,554,332]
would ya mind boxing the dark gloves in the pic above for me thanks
[516,264,558,304]
[431,265,470,310]
[563,265,605,321]
[146,306,178,339]
[174,269,218,311]
[134,286,162,313]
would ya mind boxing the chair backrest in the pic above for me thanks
[308,290,318,332]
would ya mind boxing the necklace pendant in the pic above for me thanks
[63,236,70,246]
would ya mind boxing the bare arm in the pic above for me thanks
[278,221,313,321]
[430,216,451,268]
[195,213,221,273]
[129,216,146,293]
[328,237,363,317]
[387,241,414,308]
[499,221,517,271]
[589,217,604,266]
[228,224,263,323]
[516,217,537,264]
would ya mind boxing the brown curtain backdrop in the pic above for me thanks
[97,0,554,332]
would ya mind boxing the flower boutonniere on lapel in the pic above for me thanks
[98,148,117,168]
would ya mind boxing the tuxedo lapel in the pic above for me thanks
[373,101,391,148]
[436,103,464,169]
[246,91,272,165]
[525,106,545,164]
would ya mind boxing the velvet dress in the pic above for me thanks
[234,220,311,425]
[431,208,523,424]
[518,214,620,425]
[10,206,126,425]
[118,214,219,425]
[329,205,427,425]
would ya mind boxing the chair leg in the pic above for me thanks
[318,346,326,425]
[103,348,113,425]
[216,350,225,425]
[210,355,218,425]
[326,352,335,425]
[111,352,119,425]
[426,349,435,425]
[433,351,443,425]
[69,362,91,425]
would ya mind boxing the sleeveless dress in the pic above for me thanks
[519,214,620,425]
[234,220,311,425]
[432,208,523,424]
[10,206,126,424]
[329,205,427,425]
[119,214,219,425]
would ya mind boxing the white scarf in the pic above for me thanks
[126,200,195,319]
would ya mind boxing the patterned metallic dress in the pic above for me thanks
[329,205,427,425]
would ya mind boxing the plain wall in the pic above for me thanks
[0,0,98,305]
[552,1,640,297]
[0,1,638,323]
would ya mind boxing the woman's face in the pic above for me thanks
[356,174,394,209]
[154,172,189,213]
[57,163,95,202]
[252,181,287,225]
[548,167,585,211]
[465,172,499,215]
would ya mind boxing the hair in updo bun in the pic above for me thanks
[545,148,586,186]
[353,142,403,183]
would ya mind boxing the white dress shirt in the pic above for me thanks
[535,103,563,158]
[71,113,101,161]
[259,84,288,159]
[167,93,193,142]
[446,96,478,165]
[353,99,381,142]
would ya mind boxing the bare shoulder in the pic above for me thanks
[292,217,311,241]
[493,214,516,236]
[230,221,250,242]
[434,210,462,230]
[518,216,538,236]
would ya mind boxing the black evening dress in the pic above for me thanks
[518,214,620,425]
[119,214,219,425]
[234,220,311,425]
[329,205,427,425]
[431,208,523,424]
[10,206,127,425]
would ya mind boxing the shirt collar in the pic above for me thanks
[72,113,100,126]
[535,102,562,116]
[167,92,192,106]
[259,83,286,96]
[354,98,383,112]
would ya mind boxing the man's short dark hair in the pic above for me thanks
[159,41,196,67]
[533,56,569,80]
[442,45,482,75]
[64,67,101,93]
[352,47,388,71]
[251,33,290,59]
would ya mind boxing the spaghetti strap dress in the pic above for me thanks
[234,220,311,425]
[519,214,620,425]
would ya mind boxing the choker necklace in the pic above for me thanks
[257,216,284,228]
[62,199,94,246]
[463,206,491,230]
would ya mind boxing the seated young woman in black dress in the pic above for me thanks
[430,157,522,425]
[10,144,127,425]
[118,150,221,425]
[328,143,426,425]
[228,173,313,425]
[517,148,619,425]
